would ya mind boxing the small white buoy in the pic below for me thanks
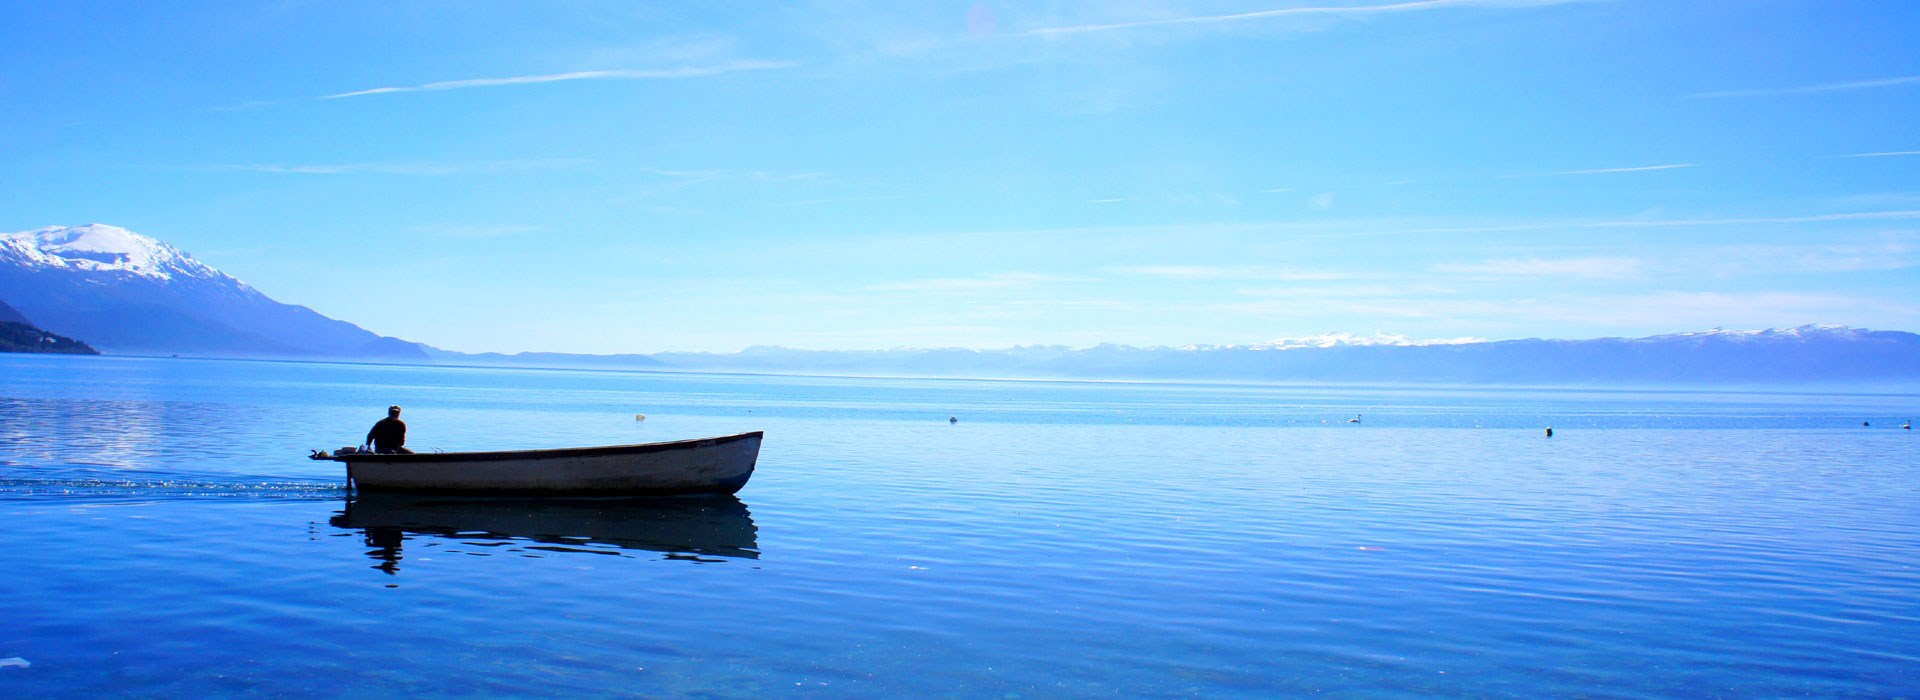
[634,414,646,422]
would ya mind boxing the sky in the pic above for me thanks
[3,0,1918,354]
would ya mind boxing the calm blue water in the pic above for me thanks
[1,354,1916,698]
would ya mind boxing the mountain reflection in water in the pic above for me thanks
[330,494,759,573]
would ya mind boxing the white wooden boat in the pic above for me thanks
[316,431,762,496]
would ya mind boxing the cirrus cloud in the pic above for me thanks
[1437,256,1645,279]
[323,60,797,99]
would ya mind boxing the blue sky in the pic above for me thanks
[3,1,1917,353]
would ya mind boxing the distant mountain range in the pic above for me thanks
[651,326,1920,386]
[421,348,670,371]
[5,224,1916,387]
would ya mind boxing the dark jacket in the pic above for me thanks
[366,417,407,453]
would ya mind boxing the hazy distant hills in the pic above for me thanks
[654,327,1920,387]
[5,224,1914,387]
[0,225,427,361]
[423,348,670,371]
[0,298,31,325]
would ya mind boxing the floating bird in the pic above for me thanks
[1904,420,1912,430]
[949,416,958,424]
[635,414,646,422]
[1348,414,1362,423]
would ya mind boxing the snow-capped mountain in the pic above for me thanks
[0,224,428,360]
[0,224,223,281]
[1240,332,1486,351]
[1631,324,1870,343]
[4,223,1910,384]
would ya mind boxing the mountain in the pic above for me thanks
[0,298,98,354]
[0,298,30,325]
[3,225,1909,386]
[423,347,670,371]
[651,326,1920,387]
[0,224,428,361]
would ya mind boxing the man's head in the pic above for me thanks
[389,405,402,417]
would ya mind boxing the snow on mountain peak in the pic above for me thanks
[1647,325,1864,342]
[1250,332,1486,351]
[1,224,219,281]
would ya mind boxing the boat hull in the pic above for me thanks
[334,432,762,496]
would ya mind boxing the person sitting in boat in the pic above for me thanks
[366,405,413,454]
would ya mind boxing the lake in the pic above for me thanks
[1,354,1916,698]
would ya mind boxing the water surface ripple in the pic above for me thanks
[0,355,1915,697]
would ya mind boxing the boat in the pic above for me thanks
[312,431,763,496]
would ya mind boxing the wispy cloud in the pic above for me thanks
[1503,163,1696,178]
[1337,209,1920,240]
[206,158,589,176]
[1690,75,1920,99]
[322,60,796,99]
[643,167,842,184]
[1211,291,1913,329]
[1577,210,1920,229]
[759,194,908,208]
[1437,256,1644,279]
[635,166,892,195]
[856,208,1920,252]
[642,167,727,180]
[405,224,550,239]
[1834,150,1920,158]
[1022,0,1581,38]
[1230,282,1455,298]
[1704,239,1920,276]
[1471,291,1912,327]
[602,165,895,210]
[865,272,1079,293]
[206,99,290,113]
[1176,193,1242,206]
[1105,265,1359,282]
[1086,193,1242,206]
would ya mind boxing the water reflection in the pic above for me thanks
[0,396,239,472]
[330,494,759,573]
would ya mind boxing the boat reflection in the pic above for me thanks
[330,494,759,573]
